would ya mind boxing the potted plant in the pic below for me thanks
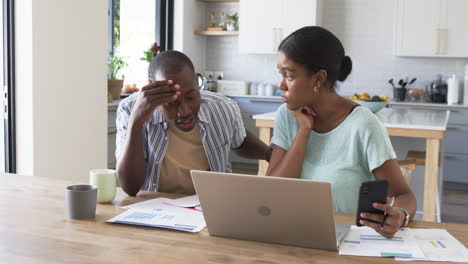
[140,42,160,63]
[108,53,127,100]
[226,13,239,31]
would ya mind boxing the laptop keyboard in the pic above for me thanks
[335,224,350,245]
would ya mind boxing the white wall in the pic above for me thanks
[15,0,34,176]
[174,0,206,73]
[15,0,108,182]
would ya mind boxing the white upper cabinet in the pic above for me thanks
[445,0,468,57]
[239,0,320,54]
[394,0,468,58]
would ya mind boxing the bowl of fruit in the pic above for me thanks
[349,92,391,113]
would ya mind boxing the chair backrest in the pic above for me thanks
[398,159,417,184]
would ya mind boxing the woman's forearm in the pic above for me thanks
[394,191,417,222]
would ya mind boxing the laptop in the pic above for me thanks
[190,170,349,251]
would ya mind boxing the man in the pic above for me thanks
[116,50,272,196]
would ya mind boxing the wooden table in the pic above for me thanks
[253,108,449,222]
[2,174,467,263]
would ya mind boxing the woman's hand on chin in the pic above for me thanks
[292,106,316,131]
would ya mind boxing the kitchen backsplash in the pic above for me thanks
[204,0,468,97]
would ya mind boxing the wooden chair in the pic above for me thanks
[398,158,417,184]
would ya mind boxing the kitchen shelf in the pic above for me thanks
[194,30,239,36]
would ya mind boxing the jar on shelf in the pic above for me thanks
[209,12,216,28]
[218,12,226,30]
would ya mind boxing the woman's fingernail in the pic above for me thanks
[360,213,364,217]
[360,220,364,225]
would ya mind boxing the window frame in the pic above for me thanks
[109,0,174,53]
[2,0,16,173]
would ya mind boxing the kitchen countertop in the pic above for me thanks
[227,95,282,101]
[388,101,468,110]
[108,99,121,111]
[228,96,468,109]
[253,107,449,131]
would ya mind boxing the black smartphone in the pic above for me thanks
[356,180,389,226]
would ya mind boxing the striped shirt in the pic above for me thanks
[115,90,246,192]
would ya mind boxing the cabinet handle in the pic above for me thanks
[445,155,457,160]
[278,28,283,46]
[249,99,282,103]
[410,108,458,112]
[441,28,447,55]
[272,28,276,52]
[410,108,446,111]
[435,28,440,55]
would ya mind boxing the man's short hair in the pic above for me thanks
[148,50,195,81]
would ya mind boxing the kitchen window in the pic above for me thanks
[1,0,16,173]
[109,0,173,88]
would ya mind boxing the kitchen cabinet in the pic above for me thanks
[389,102,468,184]
[239,0,321,54]
[108,100,119,169]
[395,0,468,58]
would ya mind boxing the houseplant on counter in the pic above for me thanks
[108,52,127,100]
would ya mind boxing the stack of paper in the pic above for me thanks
[339,226,468,262]
[108,196,205,233]
[395,229,468,262]
[123,195,201,211]
[339,226,424,258]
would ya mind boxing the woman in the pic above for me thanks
[267,26,416,238]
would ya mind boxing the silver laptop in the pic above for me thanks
[190,170,349,251]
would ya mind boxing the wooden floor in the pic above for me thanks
[232,167,468,225]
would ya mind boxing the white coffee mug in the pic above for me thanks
[257,83,266,96]
[265,84,275,96]
[90,169,116,203]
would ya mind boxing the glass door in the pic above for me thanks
[2,0,16,173]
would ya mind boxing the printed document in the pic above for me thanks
[395,229,468,262]
[109,197,206,232]
[122,195,201,211]
[339,226,424,258]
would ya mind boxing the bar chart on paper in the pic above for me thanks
[124,211,175,221]
[107,200,206,233]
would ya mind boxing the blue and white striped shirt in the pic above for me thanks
[116,91,246,192]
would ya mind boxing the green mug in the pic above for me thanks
[90,169,116,203]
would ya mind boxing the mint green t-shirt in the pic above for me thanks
[271,104,396,214]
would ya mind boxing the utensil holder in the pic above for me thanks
[393,87,407,102]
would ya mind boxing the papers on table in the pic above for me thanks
[395,229,468,262]
[339,226,424,258]
[339,226,468,262]
[122,195,201,211]
[108,196,205,232]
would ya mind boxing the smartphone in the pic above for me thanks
[356,180,389,226]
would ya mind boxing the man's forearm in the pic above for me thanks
[116,121,147,196]
[233,130,270,160]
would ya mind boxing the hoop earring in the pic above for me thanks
[314,85,319,93]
